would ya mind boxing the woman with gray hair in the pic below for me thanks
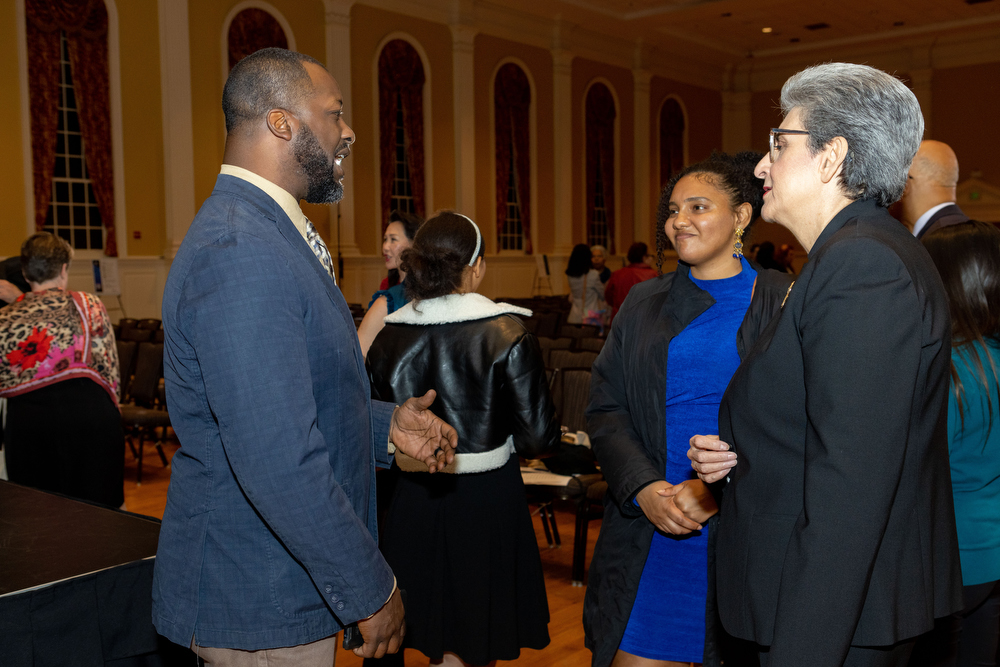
[0,232,124,507]
[687,63,963,666]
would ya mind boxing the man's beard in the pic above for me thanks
[293,122,344,204]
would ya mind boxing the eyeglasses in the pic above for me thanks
[769,128,811,163]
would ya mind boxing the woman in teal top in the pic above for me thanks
[923,220,1000,667]
[358,211,423,357]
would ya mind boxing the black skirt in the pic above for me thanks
[4,378,125,508]
[380,455,550,665]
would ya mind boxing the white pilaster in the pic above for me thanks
[450,23,477,216]
[552,48,574,254]
[324,0,360,256]
[157,0,196,259]
[633,68,652,246]
[722,91,752,153]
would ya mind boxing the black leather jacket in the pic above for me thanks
[366,293,560,461]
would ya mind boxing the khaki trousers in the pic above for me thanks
[191,634,337,667]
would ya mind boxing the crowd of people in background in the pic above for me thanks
[2,47,998,667]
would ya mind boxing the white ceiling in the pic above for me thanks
[490,0,1000,65]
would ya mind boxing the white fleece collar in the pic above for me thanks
[384,292,532,325]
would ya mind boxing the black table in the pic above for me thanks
[0,481,189,665]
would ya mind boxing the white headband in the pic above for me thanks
[457,213,481,266]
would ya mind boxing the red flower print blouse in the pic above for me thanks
[0,289,120,406]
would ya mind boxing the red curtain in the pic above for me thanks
[228,9,287,70]
[494,64,532,254]
[26,0,117,256]
[378,40,425,229]
[586,83,616,254]
[660,98,685,187]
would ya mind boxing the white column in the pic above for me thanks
[633,68,652,246]
[324,0,360,256]
[552,48,574,254]
[450,23,477,216]
[722,91,752,153]
[157,0,195,259]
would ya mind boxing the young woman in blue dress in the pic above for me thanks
[584,152,793,667]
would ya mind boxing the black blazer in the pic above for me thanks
[715,199,963,666]
[583,263,794,667]
[916,203,970,239]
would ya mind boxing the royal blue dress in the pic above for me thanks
[619,259,756,662]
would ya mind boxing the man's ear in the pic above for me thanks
[266,109,295,142]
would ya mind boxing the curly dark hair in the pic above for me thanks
[400,211,484,301]
[21,232,73,284]
[655,151,765,274]
[386,210,425,287]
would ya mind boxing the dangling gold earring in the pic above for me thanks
[733,227,745,259]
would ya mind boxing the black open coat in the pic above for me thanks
[716,200,962,666]
[583,262,793,667]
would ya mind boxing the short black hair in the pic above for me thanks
[222,47,325,134]
[627,242,648,264]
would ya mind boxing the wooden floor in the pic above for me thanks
[123,438,600,667]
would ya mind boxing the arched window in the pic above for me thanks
[26,0,116,254]
[227,8,287,70]
[660,97,685,187]
[494,63,531,253]
[378,40,425,228]
[586,83,616,252]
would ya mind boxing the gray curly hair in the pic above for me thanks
[780,63,924,208]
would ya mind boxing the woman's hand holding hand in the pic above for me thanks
[635,481,703,535]
[665,479,718,524]
[688,434,737,484]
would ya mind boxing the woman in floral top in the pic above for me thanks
[0,233,124,507]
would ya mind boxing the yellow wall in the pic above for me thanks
[472,35,554,254]
[118,0,166,256]
[5,0,996,274]
[0,0,26,256]
[349,4,455,255]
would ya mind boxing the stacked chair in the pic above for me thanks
[117,320,170,484]
[511,295,607,585]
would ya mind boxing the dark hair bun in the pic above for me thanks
[400,211,483,301]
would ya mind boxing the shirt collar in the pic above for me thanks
[912,202,955,238]
[220,165,309,240]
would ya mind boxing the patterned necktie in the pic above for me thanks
[304,217,336,285]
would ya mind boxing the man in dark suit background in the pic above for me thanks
[152,48,457,665]
[899,140,970,238]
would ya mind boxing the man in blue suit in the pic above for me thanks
[152,48,457,665]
